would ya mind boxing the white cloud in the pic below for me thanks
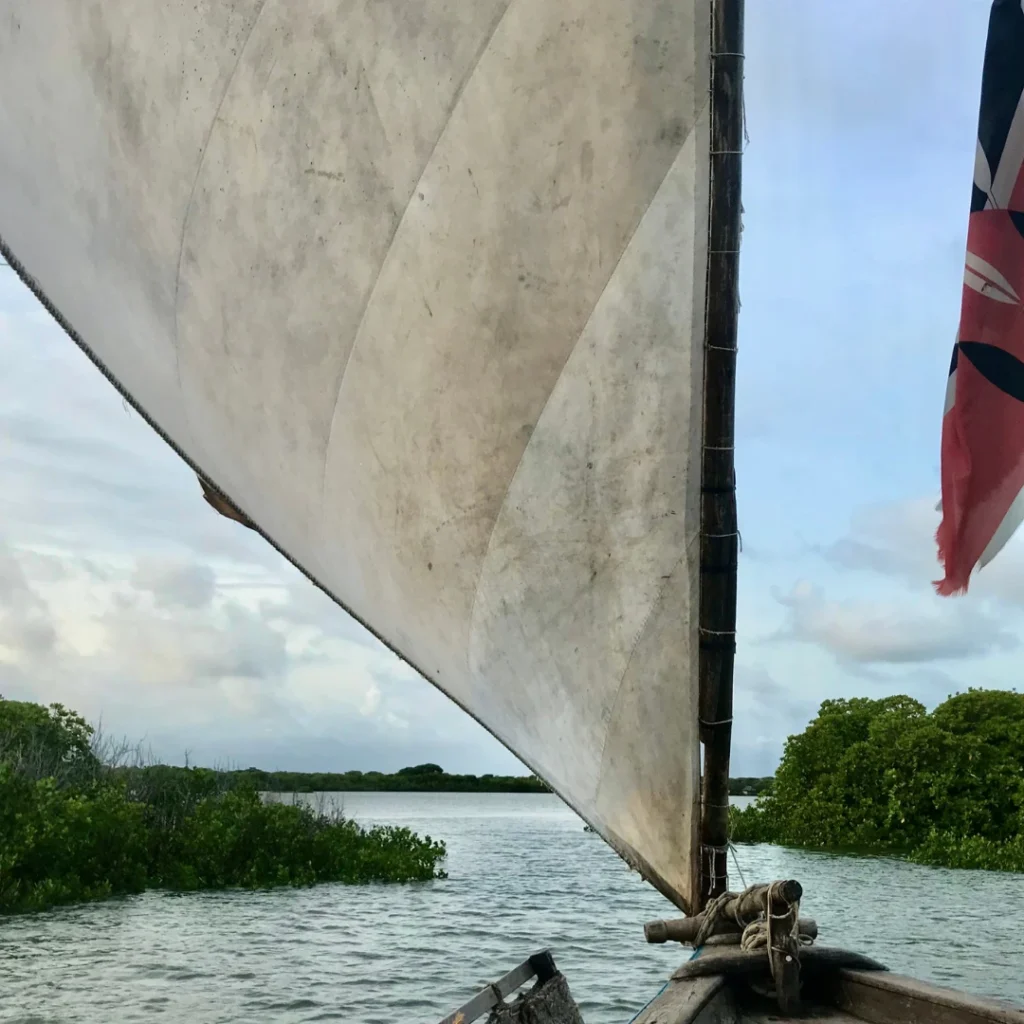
[731,665,821,776]
[0,541,58,663]
[774,578,1018,665]
[0,540,515,772]
[131,558,216,610]
[821,495,1024,608]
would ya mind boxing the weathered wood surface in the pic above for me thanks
[671,946,886,982]
[766,879,801,1015]
[486,973,585,1024]
[832,968,1024,1024]
[645,916,817,945]
[739,1006,863,1023]
[631,976,733,1024]
[520,949,1024,1024]
[623,951,1024,1024]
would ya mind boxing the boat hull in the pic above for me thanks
[437,945,1024,1024]
[635,948,1024,1024]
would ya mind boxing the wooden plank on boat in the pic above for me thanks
[740,1007,863,1023]
[437,951,557,1024]
[671,946,886,982]
[489,973,584,1024]
[832,968,1024,1024]
[631,975,731,1024]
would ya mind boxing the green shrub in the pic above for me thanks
[0,765,148,912]
[731,689,1024,872]
[0,699,447,915]
[148,787,446,891]
[0,699,100,785]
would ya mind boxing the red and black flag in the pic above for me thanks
[937,0,1024,595]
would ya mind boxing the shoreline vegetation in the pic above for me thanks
[15,686,1019,915]
[0,698,447,915]
[198,765,774,797]
[730,689,1024,873]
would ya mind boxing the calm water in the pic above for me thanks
[2,792,1022,1024]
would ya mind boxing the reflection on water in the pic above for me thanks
[1,792,1022,1024]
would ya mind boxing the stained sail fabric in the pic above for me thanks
[0,0,710,910]
[937,0,1024,594]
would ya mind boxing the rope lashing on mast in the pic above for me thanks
[699,842,729,897]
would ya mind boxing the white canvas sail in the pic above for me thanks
[0,0,711,911]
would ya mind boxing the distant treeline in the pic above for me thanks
[217,763,552,793]
[123,762,775,796]
[729,777,774,796]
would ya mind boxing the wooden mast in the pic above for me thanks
[698,0,744,909]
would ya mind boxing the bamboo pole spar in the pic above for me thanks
[698,0,745,908]
[644,916,817,945]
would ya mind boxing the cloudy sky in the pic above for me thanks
[1,0,1018,777]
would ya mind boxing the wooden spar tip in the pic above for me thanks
[776,879,801,904]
